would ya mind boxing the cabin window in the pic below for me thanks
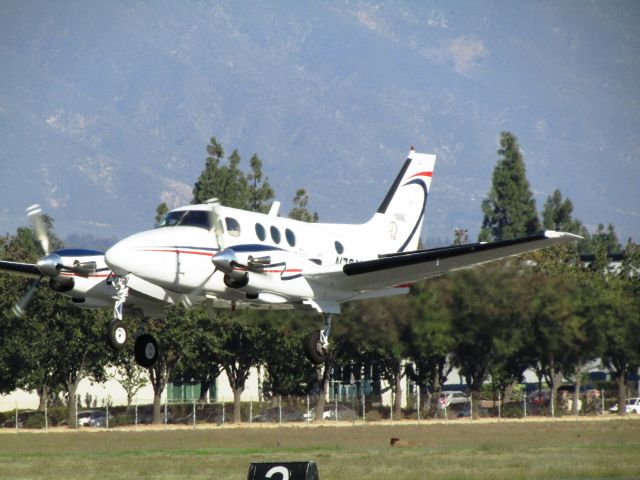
[225,217,241,237]
[270,226,281,244]
[255,223,266,241]
[335,241,344,254]
[285,228,296,247]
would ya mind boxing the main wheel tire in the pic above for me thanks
[106,320,127,351]
[304,330,329,364]
[134,334,159,368]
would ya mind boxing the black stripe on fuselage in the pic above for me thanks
[377,158,411,214]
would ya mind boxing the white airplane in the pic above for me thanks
[0,148,579,367]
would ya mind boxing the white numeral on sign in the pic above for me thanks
[265,466,290,480]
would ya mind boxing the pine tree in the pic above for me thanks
[288,188,318,222]
[541,190,584,234]
[247,154,274,213]
[479,132,540,241]
[192,139,249,208]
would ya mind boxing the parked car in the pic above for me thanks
[78,410,114,427]
[610,397,640,414]
[438,391,469,409]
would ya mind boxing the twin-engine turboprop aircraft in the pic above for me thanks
[0,148,579,367]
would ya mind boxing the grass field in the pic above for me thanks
[1,417,639,479]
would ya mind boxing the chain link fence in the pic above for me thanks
[1,386,636,430]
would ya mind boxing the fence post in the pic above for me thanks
[106,398,110,430]
[135,400,138,431]
[222,402,225,426]
[362,390,366,423]
[498,390,501,420]
[193,400,196,429]
[164,396,168,427]
[306,395,310,425]
[250,401,253,424]
[523,393,527,418]
[417,387,421,424]
[335,392,338,424]
[15,401,18,433]
[44,401,48,432]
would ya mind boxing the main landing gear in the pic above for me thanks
[106,274,159,368]
[304,314,333,364]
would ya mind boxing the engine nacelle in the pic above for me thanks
[50,276,75,293]
[223,272,249,289]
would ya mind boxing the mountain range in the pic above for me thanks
[1,0,638,248]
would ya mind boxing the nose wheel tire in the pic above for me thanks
[304,330,329,364]
[134,333,159,368]
[107,320,127,351]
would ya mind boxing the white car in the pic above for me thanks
[610,397,640,414]
[438,391,469,409]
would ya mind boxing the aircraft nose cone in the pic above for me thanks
[105,241,130,276]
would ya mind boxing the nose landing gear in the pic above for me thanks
[106,274,159,367]
[106,274,130,351]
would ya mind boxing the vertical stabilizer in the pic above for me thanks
[372,148,436,252]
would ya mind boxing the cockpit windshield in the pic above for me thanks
[157,210,212,229]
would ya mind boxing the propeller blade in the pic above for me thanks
[26,204,50,255]
[207,198,225,249]
[12,276,42,317]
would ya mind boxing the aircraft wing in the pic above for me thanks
[0,260,41,279]
[305,231,580,293]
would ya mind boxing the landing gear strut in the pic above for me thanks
[304,314,332,364]
[106,275,129,351]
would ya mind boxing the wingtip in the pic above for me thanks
[543,230,583,240]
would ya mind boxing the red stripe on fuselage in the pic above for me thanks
[142,248,214,256]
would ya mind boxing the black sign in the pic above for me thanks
[247,461,319,480]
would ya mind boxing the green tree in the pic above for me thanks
[217,317,264,423]
[173,307,225,404]
[288,189,319,222]
[192,141,250,208]
[260,329,315,402]
[0,227,111,425]
[582,223,622,256]
[449,262,530,419]
[345,297,412,419]
[247,154,275,213]
[154,202,169,225]
[143,307,191,424]
[541,190,585,235]
[479,132,540,241]
[405,279,453,417]
[112,350,149,410]
[592,240,640,415]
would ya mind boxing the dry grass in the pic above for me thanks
[1,416,639,479]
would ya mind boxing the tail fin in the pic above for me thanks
[371,148,436,252]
